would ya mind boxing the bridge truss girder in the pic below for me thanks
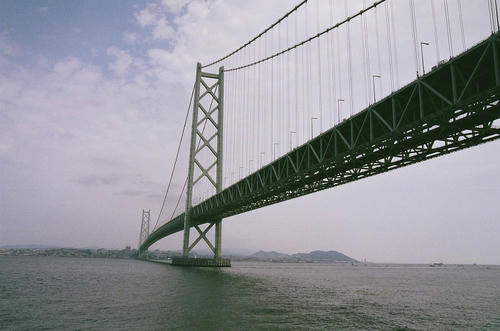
[140,32,500,252]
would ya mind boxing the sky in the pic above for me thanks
[1,0,500,264]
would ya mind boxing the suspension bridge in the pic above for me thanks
[138,0,500,266]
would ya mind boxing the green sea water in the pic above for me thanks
[1,256,499,330]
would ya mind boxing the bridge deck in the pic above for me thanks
[141,31,500,252]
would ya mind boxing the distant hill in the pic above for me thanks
[248,250,357,263]
[292,250,357,263]
[0,244,63,249]
[1,245,357,263]
[251,250,292,260]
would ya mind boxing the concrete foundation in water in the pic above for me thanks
[171,257,231,267]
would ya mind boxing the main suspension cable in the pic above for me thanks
[168,86,219,223]
[203,0,308,69]
[153,82,195,231]
[224,0,387,73]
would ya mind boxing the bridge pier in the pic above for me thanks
[171,256,231,267]
[215,219,222,259]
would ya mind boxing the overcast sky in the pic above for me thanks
[1,0,500,264]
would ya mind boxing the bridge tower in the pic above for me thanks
[174,63,229,267]
[138,209,150,250]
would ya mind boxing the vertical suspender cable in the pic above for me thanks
[488,0,494,33]
[457,0,466,50]
[337,19,342,123]
[330,0,337,126]
[246,46,251,174]
[316,0,323,133]
[231,55,237,184]
[278,23,282,155]
[301,5,308,141]
[254,42,258,170]
[237,52,243,180]
[346,0,354,116]
[264,33,268,166]
[384,1,394,91]
[241,49,246,175]
[431,0,441,62]
[295,9,299,141]
[240,51,245,176]
[390,0,400,88]
[282,21,286,151]
[327,0,334,126]
[443,0,454,57]
[257,39,261,168]
[409,0,420,76]
[306,1,313,138]
[365,0,373,105]
[489,0,495,32]
[361,2,369,106]
[493,0,500,31]
[287,17,291,150]
[269,25,274,160]
[251,43,255,172]
[374,5,383,96]
[231,57,237,184]
[225,59,230,187]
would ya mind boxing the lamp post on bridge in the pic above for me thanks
[260,152,265,168]
[239,166,244,180]
[337,99,344,124]
[310,117,318,140]
[273,142,280,160]
[372,75,381,104]
[249,159,254,174]
[420,41,430,74]
[289,131,296,150]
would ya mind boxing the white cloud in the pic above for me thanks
[122,32,139,44]
[52,57,82,76]
[160,0,190,15]
[134,3,177,41]
[107,47,133,76]
[135,4,160,27]
[152,17,176,40]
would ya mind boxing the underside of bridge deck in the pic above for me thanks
[140,31,500,253]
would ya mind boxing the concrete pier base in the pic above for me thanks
[171,257,231,267]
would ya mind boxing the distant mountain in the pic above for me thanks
[251,250,292,260]
[248,250,358,263]
[0,244,63,249]
[224,248,257,256]
[292,250,357,263]
[1,245,357,263]
[189,248,257,256]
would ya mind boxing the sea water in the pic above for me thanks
[1,257,499,330]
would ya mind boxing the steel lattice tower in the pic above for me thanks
[138,209,150,249]
[182,63,224,259]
